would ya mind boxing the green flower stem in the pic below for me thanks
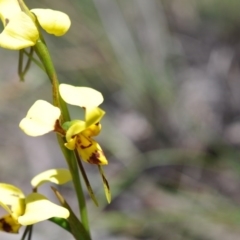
[17,0,90,237]
[22,49,45,71]
[33,41,63,113]
[33,39,90,237]
[57,135,90,236]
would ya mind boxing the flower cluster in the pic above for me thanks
[19,84,108,165]
[0,169,71,233]
[0,0,70,50]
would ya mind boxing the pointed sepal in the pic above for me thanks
[98,166,111,203]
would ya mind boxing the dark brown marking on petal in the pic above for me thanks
[5,18,9,26]
[88,151,102,164]
[102,174,110,190]
[95,122,99,126]
[80,143,92,149]
[0,218,13,232]
[54,120,66,136]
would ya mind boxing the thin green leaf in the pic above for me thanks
[51,187,91,240]
[49,217,71,233]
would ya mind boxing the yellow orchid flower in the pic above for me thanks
[0,0,71,50]
[19,84,108,165]
[59,84,107,165]
[0,183,69,233]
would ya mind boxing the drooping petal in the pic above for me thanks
[0,12,39,50]
[59,84,104,108]
[76,136,108,165]
[31,9,71,36]
[65,120,86,142]
[98,166,111,203]
[0,214,21,233]
[0,184,25,220]
[31,169,72,188]
[18,193,69,225]
[19,100,61,137]
[85,107,105,127]
[0,0,21,25]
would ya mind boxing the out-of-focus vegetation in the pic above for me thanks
[1,0,240,239]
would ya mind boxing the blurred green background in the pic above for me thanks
[1,0,240,239]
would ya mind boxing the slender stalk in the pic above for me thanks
[27,225,33,240]
[22,48,34,76]
[57,136,90,235]
[20,226,30,240]
[22,49,45,71]
[18,50,24,81]
[18,48,35,81]
[33,39,90,238]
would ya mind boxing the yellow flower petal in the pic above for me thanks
[65,136,77,150]
[65,120,86,142]
[59,84,104,108]
[0,12,39,50]
[0,184,25,220]
[0,214,21,233]
[85,107,105,127]
[0,0,21,25]
[76,137,108,165]
[31,169,72,188]
[98,166,111,203]
[82,123,102,137]
[19,100,61,137]
[31,9,71,36]
[18,193,69,225]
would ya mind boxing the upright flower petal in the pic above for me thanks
[85,107,105,127]
[59,84,104,108]
[19,100,61,136]
[18,193,69,225]
[0,12,39,50]
[0,0,21,24]
[31,9,71,36]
